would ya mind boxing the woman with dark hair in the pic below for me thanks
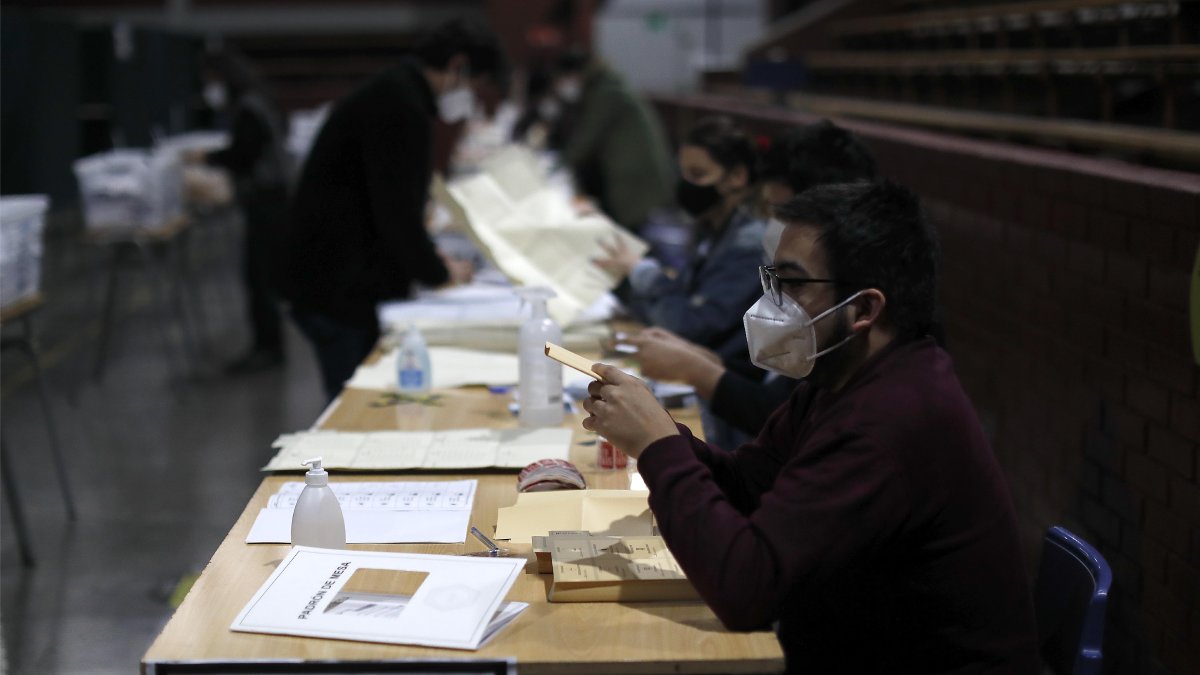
[593,116,769,449]
[195,48,290,373]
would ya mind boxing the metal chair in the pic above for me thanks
[1034,526,1112,675]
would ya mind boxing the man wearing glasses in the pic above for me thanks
[581,181,1039,673]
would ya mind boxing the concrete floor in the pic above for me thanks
[0,212,327,674]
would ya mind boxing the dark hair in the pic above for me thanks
[684,116,758,183]
[554,47,592,75]
[759,121,876,194]
[773,181,940,340]
[201,48,267,100]
[414,18,506,83]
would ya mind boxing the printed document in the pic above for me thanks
[262,428,573,472]
[231,546,527,650]
[246,480,476,544]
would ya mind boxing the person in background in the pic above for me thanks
[629,121,879,438]
[195,49,290,374]
[594,115,768,449]
[551,49,673,232]
[581,181,1039,674]
[280,18,505,401]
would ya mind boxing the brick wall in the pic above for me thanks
[654,95,1200,674]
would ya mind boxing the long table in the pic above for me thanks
[141,386,785,674]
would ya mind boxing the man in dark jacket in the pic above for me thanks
[281,19,504,400]
[581,182,1040,674]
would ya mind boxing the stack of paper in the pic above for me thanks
[246,480,476,544]
[545,533,699,603]
[346,346,588,392]
[231,547,527,650]
[262,428,573,472]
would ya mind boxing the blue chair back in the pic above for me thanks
[1034,526,1112,675]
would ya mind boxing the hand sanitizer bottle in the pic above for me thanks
[290,457,346,549]
[516,286,564,427]
[396,324,432,392]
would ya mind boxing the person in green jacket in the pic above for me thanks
[551,50,674,232]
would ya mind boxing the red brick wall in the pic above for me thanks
[654,94,1200,674]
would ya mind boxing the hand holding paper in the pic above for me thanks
[580,364,680,459]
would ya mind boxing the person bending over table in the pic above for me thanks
[628,121,880,440]
[581,181,1039,674]
[280,19,504,401]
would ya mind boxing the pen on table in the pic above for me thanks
[470,526,501,556]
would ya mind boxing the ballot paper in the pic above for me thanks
[345,346,579,392]
[262,428,573,471]
[231,546,527,650]
[442,146,648,326]
[246,480,476,544]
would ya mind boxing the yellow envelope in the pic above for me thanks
[494,490,654,544]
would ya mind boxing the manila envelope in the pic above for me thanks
[494,490,653,544]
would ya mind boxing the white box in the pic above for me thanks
[0,195,48,310]
[73,148,183,231]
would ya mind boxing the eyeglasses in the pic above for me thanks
[759,265,838,306]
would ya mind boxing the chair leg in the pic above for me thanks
[173,232,211,359]
[138,241,192,376]
[21,316,77,521]
[0,435,36,567]
[92,244,124,382]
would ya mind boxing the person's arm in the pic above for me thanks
[638,419,909,632]
[709,371,798,437]
[631,226,765,347]
[205,106,270,175]
[361,96,448,291]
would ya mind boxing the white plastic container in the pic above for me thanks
[396,324,432,392]
[516,286,564,427]
[290,457,346,549]
[73,148,183,231]
[0,195,48,310]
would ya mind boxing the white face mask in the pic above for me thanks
[538,98,561,120]
[743,290,863,378]
[203,82,227,110]
[555,78,581,102]
[438,85,475,123]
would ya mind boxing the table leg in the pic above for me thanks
[0,434,36,567]
[92,244,123,382]
[21,316,77,521]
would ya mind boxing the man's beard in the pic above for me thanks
[804,307,864,390]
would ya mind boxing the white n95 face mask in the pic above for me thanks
[743,290,863,378]
[438,86,474,123]
[203,82,227,110]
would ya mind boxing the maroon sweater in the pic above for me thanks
[638,337,1040,674]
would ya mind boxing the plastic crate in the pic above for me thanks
[0,195,49,310]
[73,148,183,231]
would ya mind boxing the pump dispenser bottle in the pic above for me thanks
[516,286,564,427]
[290,457,346,549]
[396,324,432,392]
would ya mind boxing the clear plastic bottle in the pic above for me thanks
[396,324,432,392]
[290,457,346,549]
[516,286,564,427]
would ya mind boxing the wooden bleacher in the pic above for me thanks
[731,0,1199,167]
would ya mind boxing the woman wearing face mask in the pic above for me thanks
[194,49,290,374]
[595,116,767,363]
[594,116,768,449]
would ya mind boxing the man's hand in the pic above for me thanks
[591,235,641,279]
[581,364,679,459]
[438,250,475,286]
[629,328,725,399]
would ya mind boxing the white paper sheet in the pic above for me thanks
[246,480,477,544]
[262,428,573,471]
[346,346,579,392]
[231,547,527,650]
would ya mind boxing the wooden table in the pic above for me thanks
[142,386,785,674]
